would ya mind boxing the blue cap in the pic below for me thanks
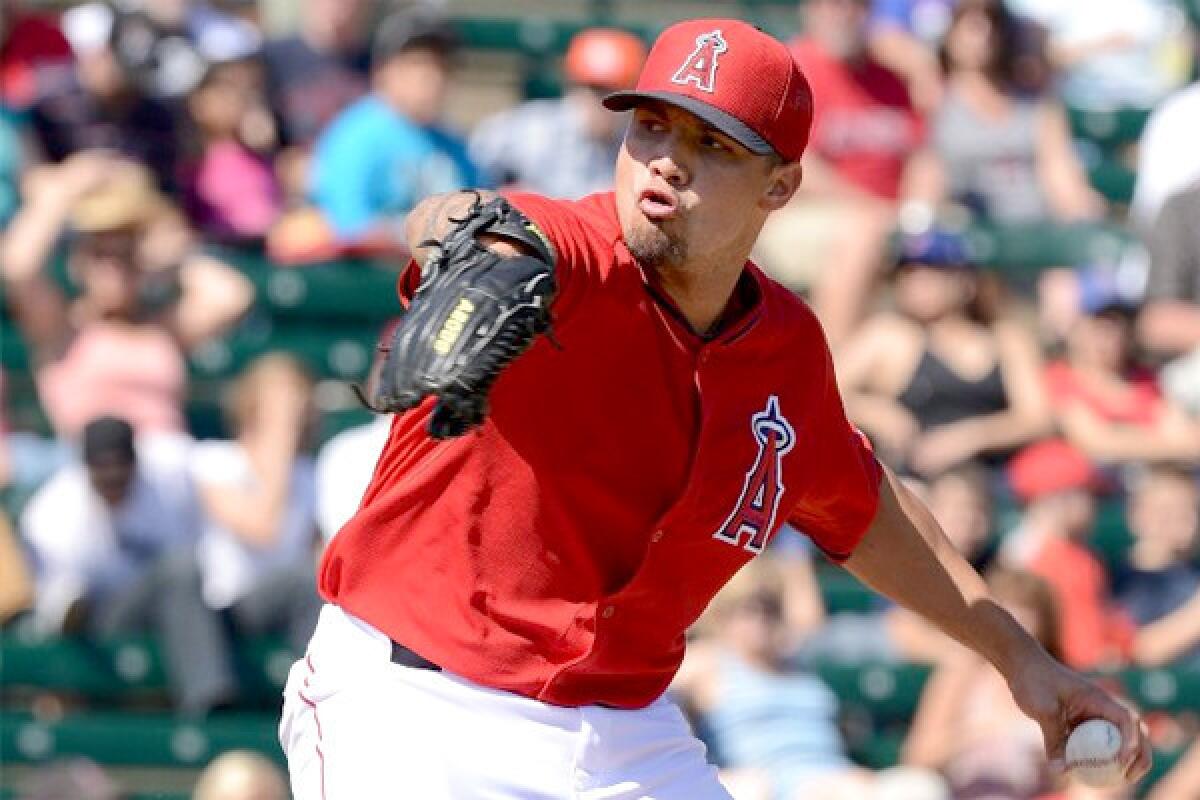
[894,228,973,269]
[1077,267,1139,316]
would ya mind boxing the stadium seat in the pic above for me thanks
[0,633,293,707]
[211,248,402,323]
[1067,107,1152,154]
[966,221,1140,281]
[0,711,282,768]
[814,662,931,723]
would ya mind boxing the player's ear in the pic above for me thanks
[760,160,803,212]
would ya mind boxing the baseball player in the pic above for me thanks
[279,18,1151,799]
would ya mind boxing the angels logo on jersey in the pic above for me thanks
[670,29,728,94]
[714,395,796,553]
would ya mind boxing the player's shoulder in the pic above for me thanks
[752,263,828,342]
[504,190,622,251]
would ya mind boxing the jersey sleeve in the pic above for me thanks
[787,339,883,563]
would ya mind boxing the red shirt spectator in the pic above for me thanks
[1005,440,1134,670]
[0,8,72,110]
[789,37,923,200]
[1044,361,1163,427]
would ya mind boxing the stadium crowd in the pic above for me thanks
[3,0,1200,797]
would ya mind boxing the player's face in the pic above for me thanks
[615,102,799,272]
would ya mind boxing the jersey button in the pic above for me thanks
[601,605,615,619]
[650,530,664,543]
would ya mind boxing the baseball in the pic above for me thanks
[1065,719,1126,788]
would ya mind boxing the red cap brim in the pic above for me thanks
[603,89,778,158]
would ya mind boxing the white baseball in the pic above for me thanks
[1065,719,1126,788]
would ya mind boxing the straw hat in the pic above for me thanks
[70,163,167,233]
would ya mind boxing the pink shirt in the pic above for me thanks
[189,140,282,238]
[37,322,187,439]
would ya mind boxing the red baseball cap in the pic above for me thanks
[1008,439,1104,503]
[603,18,813,162]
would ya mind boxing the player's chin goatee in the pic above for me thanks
[627,228,686,269]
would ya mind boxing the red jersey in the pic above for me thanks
[789,38,923,201]
[319,192,882,708]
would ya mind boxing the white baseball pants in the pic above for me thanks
[279,604,732,799]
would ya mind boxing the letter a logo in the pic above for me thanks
[670,29,728,94]
[714,396,796,554]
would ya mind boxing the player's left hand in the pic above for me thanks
[1006,652,1152,784]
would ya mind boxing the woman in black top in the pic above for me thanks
[837,228,1051,475]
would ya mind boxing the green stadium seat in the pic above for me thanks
[0,711,282,768]
[966,221,1140,280]
[0,634,293,706]
[188,319,380,381]
[1116,666,1200,713]
[210,248,403,322]
[817,568,878,614]
[1088,159,1138,205]
[814,662,931,723]
[1068,107,1152,153]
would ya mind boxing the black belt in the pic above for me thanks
[390,641,442,671]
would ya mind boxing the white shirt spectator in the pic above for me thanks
[315,415,391,542]
[469,97,621,200]
[191,440,318,610]
[1009,0,1192,111]
[21,442,199,633]
[1131,83,1200,228]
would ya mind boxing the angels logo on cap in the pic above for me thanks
[670,30,727,94]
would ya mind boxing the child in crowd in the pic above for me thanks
[191,354,322,655]
[904,567,1062,799]
[1001,439,1133,670]
[183,46,282,242]
[673,556,948,800]
[1116,463,1200,668]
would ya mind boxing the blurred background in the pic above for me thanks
[3,0,1200,798]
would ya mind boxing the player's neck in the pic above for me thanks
[653,255,748,338]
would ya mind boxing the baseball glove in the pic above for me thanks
[366,193,557,438]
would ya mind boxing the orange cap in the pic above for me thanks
[564,28,647,91]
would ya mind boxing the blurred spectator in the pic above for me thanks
[19,416,236,713]
[1009,0,1192,112]
[191,354,322,654]
[866,0,956,110]
[762,0,928,342]
[1145,737,1200,800]
[886,465,996,662]
[902,566,1060,799]
[1045,282,1200,463]
[1001,440,1132,669]
[0,156,253,444]
[469,28,647,199]
[836,227,1050,476]
[315,413,389,542]
[0,0,73,112]
[1139,182,1200,361]
[315,319,394,542]
[1116,464,1200,668]
[0,510,34,624]
[16,757,124,800]
[107,0,261,102]
[262,0,371,151]
[0,112,20,226]
[192,750,288,800]
[930,0,1102,224]
[309,7,478,244]
[31,3,180,191]
[181,35,283,242]
[1130,78,1200,229]
[673,556,926,800]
